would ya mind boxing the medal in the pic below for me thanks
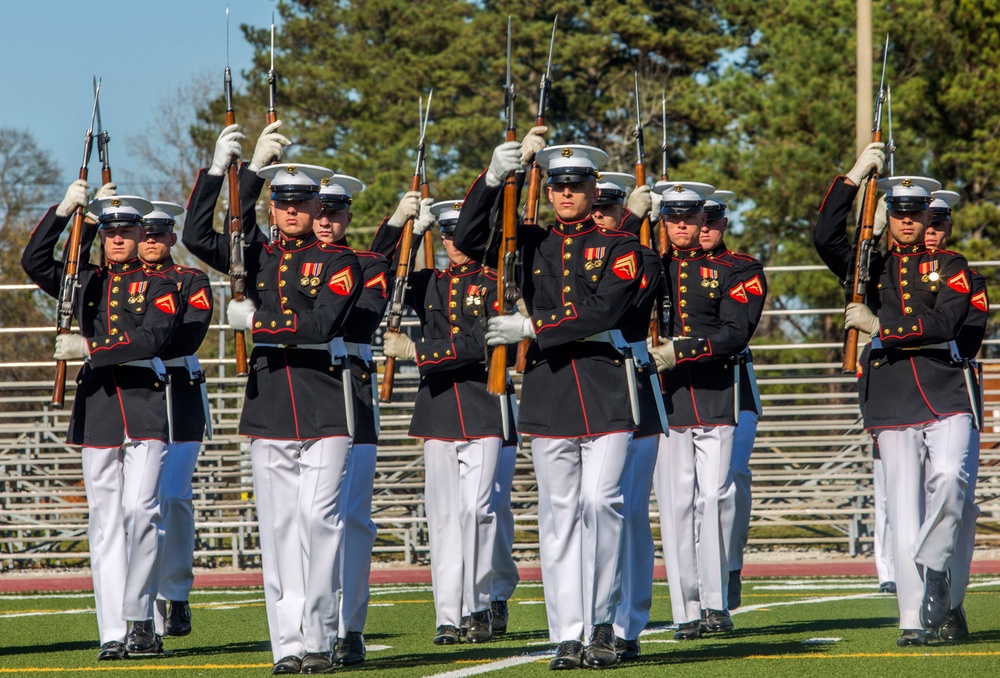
[310,277,321,287]
[300,276,310,286]
[585,261,594,271]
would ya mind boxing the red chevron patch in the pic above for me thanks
[188,288,211,310]
[154,293,177,315]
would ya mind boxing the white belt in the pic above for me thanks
[344,342,374,362]
[579,330,630,350]
[256,337,349,359]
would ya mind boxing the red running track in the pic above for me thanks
[3,560,999,593]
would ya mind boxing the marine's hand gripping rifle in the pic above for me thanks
[52,83,101,408]
[842,36,889,373]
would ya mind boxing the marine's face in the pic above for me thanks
[887,209,930,246]
[99,225,141,263]
[666,212,705,249]
[923,221,951,250]
[591,202,624,230]
[271,197,319,238]
[547,180,597,222]
[138,230,176,264]
[315,207,352,244]
[699,217,728,251]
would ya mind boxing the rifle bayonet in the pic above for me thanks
[660,92,669,181]
[886,83,895,176]
[268,12,277,122]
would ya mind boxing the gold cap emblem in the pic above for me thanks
[596,172,604,180]
[321,177,331,185]
[673,184,685,193]
[453,202,462,210]
[901,178,913,187]
[561,148,574,157]
[110,198,121,207]
[284,165,297,174]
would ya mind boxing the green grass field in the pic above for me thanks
[2,576,999,676]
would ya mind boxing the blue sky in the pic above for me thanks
[2,0,276,198]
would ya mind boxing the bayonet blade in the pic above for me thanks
[545,15,557,78]
[505,17,512,89]
[270,13,275,71]
[873,34,889,131]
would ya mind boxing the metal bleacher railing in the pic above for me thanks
[1,262,998,570]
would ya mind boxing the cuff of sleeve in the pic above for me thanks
[675,338,713,364]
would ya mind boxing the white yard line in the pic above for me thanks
[423,651,551,677]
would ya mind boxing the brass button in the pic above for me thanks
[111,314,119,321]
[563,286,571,293]
[451,277,459,284]
[591,275,598,281]
[110,300,118,307]
[283,253,292,260]
[112,286,119,293]
[451,290,457,296]
[135,307,142,312]
[110,328,118,335]
[680,286,687,293]
[281,296,288,303]
[452,327,461,334]
[284,309,293,315]
[280,265,288,272]
[565,237,573,245]
[534,269,541,274]
[682,313,689,319]
[446,350,452,356]
[680,273,688,279]
[270,321,277,328]
[564,252,571,259]
[255,321,262,328]
[286,320,292,326]
[310,289,317,295]
[680,300,687,307]
[901,280,908,286]
[680,261,688,268]
[295,239,303,246]
[450,314,457,321]
[450,301,457,308]
[902,256,909,262]
[912,325,918,331]
[279,280,286,287]
[564,270,570,276]
[433,352,439,358]
[901,267,908,274]
[684,325,692,332]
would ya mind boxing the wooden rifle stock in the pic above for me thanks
[512,114,547,374]
[52,167,89,408]
[842,129,883,373]
[487,128,519,395]
[225,107,249,376]
[380,174,421,402]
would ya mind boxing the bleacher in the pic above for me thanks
[2,263,999,570]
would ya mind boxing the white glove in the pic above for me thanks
[873,194,888,238]
[226,298,257,331]
[485,314,535,345]
[486,141,522,187]
[412,198,436,237]
[520,125,548,166]
[248,120,291,173]
[845,142,886,186]
[648,340,676,373]
[56,179,90,217]
[94,182,117,200]
[845,302,880,337]
[627,185,652,220]
[388,191,422,228]
[54,333,89,360]
[383,332,416,361]
[650,191,662,222]
[208,123,246,176]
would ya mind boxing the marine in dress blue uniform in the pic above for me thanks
[698,191,767,610]
[815,163,974,646]
[647,182,757,638]
[184,155,363,673]
[456,142,645,669]
[22,193,180,660]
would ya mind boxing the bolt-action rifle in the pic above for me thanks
[380,93,433,402]
[225,6,249,376]
[633,74,663,376]
[52,83,101,408]
[842,35,889,373]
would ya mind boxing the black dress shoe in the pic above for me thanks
[615,637,640,661]
[300,652,333,674]
[433,625,460,645]
[583,623,619,669]
[674,621,702,640]
[125,620,163,655]
[920,568,951,633]
[939,606,969,641]
[164,600,192,637]
[491,600,509,634]
[466,609,494,643]
[335,631,366,666]
[897,629,928,647]
[272,655,303,674]
[548,640,584,670]
[700,609,734,633]
[879,581,897,594]
[728,569,743,610]
[97,641,127,661]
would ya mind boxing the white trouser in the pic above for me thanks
[876,414,970,629]
[873,455,896,585]
[82,440,167,644]
[654,426,735,624]
[338,443,377,635]
[490,444,519,604]
[613,434,659,641]
[950,427,980,607]
[424,437,501,627]
[531,432,631,643]
[728,411,757,572]
[251,436,352,662]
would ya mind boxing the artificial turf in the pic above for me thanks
[1,576,999,676]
